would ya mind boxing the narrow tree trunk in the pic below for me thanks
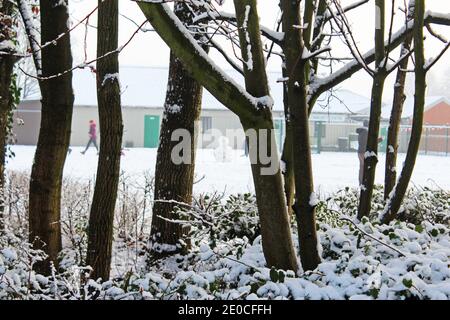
[280,65,295,217]
[0,61,14,232]
[281,0,321,271]
[281,0,325,218]
[0,0,16,231]
[149,2,205,257]
[357,73,386,219]
[242,118,299,271]
[86,0,122,281]
[381,0,426,224]
[29,0,74,275]
[384,1,415,199]
[357,0,386,220]
[282,123,295,217]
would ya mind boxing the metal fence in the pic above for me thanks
[308,122,450,156]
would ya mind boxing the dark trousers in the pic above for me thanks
[358,152,365,185]
[83,138,98,153]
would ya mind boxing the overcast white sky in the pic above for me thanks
[68,0,450,103]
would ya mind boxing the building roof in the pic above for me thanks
[24,66,371,115]
[379,96,450,119]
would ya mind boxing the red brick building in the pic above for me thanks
[379,97,450,154]
[422,98,450,126]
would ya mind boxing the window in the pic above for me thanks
[201,116,212,133]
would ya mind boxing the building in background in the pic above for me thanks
[375,96,450,154]
[380,96,450,126]
[13,66,374,150]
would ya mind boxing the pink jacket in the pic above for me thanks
[89,123,97,139]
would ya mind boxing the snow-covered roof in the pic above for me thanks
[380,96,450,119]
[24,66,371,115]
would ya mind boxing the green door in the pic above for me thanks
[144,115,160,148]
[379,126,388,153]
[274,119,284,152]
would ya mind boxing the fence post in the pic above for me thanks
[446,126,449,156]
[425,127,429,155]
[317,121,322,154]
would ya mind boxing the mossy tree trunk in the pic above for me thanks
[149,1,205,257]
[29,0,74,275]
[0,0,17,231]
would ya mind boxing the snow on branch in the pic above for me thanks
[16,0,42,75]
[308,11,450,104]
[193,11,285,45]
[135,0,264,122]
[302,46,332,60]
[19,20,147,81]
[425,41,450,71]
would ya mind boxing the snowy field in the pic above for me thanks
[6,145,450,194]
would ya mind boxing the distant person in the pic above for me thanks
[81,120,98,155]
[356,120,383,185]
[243,137,249,157]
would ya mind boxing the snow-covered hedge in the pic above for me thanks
[0,173,449,300]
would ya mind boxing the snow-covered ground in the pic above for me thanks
[5,145,450,194]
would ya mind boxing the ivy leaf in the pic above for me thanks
[402,278,413,289]
[269,267,279,283]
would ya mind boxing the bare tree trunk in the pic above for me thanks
[280,65,295,217]
[243,119,298,270]
[29,0,74,275]
[281,0,326,219]
[281,0,321,271]
[149,1,204,257]
[357,74,386,219]
[138,1,298,271]
[281,121,295,217]
[358,0,387,220]
[384,1,415,199]
[0,0,16,231]
[382,0,426,224]
[86,0,122,281]
[234,0,298,271]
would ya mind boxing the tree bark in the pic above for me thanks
[138,1,298,271]
[0,0,16,231]
[29,0,74,275]
[233,0,298,271]
[384,1,415,200]
[281,0,326,219]
[149,1,204,257]
[381,0,426,224]
[281,0,321,271]
[281,81,295,217]
[86,0,123,281]
[357,0,387,220]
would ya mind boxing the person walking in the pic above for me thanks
[81,120,98,155]
[356,120,383,185]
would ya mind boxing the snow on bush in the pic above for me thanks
[0,172,449,300]
[180,193,260,246]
